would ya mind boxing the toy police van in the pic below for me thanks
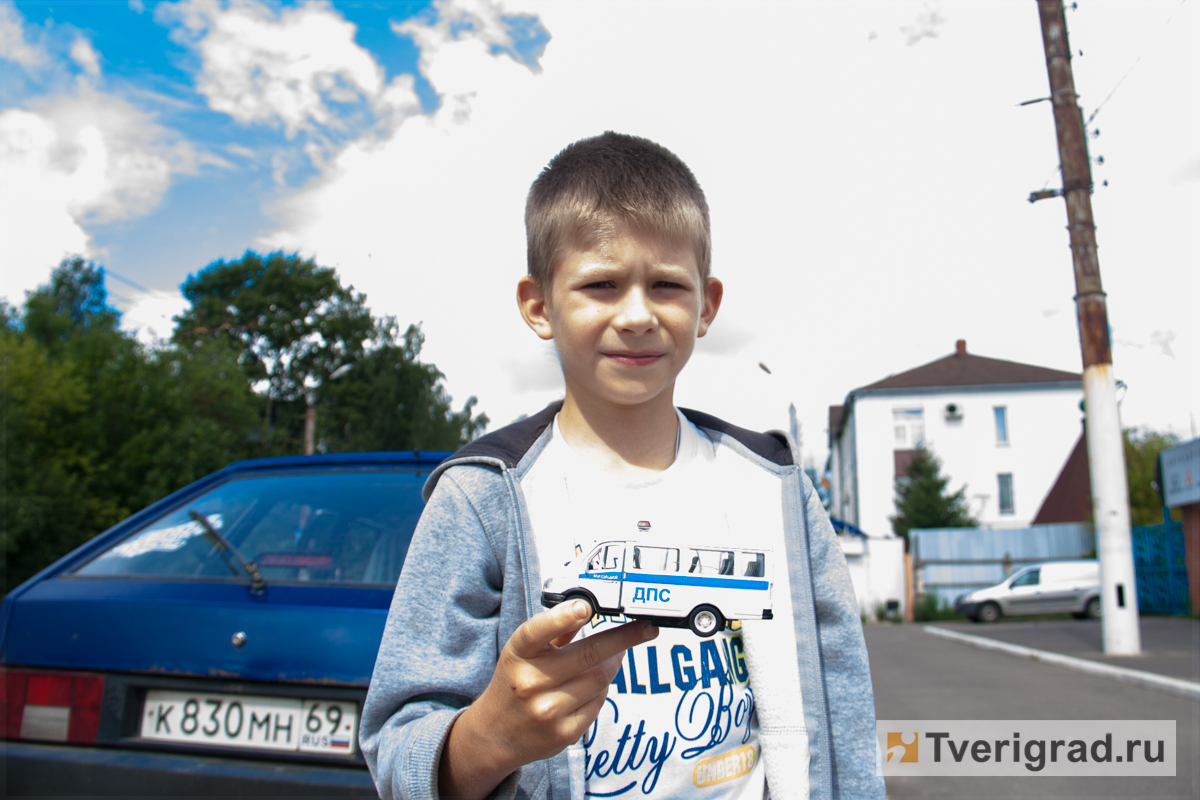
[541,540,773,637]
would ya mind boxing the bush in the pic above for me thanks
[912,593,960,622]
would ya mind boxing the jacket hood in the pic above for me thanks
[424,401,793,500]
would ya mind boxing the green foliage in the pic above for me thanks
[319,321,488,452]
[1125,428,1182,525]
[176,251,374,396]
[175,252,375,451]
[2,259,263,592]
[890,446,977,546]
[3,253,487,591]
[912,593,960,622]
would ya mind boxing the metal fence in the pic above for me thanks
[910,523,1095,607]
[911,521,1191,614]
[1131,521,1189,615]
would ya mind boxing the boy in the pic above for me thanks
[361,132,884,799]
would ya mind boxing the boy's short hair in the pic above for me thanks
[525,132,711,287]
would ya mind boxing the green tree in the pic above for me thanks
[318,321,487,452]
[2,298,100,589]
[890,447,977,547]
[174,251,375,450]
[1125,428,1182,526]
[4,255,487,590]
[2,259,262,591]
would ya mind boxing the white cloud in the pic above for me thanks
[900,2,947,46]
[69,36,101,76]
[395,0,543,72]
[111,287,190,345]
[157,0,419,143]
[255,0,1198,450]
[0,0,45,70]
[0,89,198,300]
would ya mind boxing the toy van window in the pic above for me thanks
[739,552,766,578]
[688,548,735,576]
[73,470,426,586]
[601,545,622,571]
[687,549,715,575]
[630,546,679,572]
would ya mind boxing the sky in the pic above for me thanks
[2,0,1197,470]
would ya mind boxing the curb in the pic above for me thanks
[923,625,1200,700]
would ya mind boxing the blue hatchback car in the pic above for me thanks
[1,451,447,796]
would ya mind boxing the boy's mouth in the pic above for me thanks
[603,351,664,366]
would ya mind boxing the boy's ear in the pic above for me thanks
[696,277,723,338]
[517,275,554,341]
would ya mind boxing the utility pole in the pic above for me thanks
[304,392,318,456]
[1036,0,1140,654]
[303,362,354,457]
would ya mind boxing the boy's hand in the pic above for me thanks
[438,599,658,799]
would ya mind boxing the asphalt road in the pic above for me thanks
[865,623,1200,799]
[929,617,1200,682]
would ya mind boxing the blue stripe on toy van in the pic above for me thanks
[625,573,769,591]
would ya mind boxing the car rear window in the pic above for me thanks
[74,469,426,586]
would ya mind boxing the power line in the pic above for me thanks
[104,269,149,294]
[1031,0,1189,191]
[1084,0,1189,128]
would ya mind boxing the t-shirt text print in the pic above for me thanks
[523,412,767,798]
[581,615,759,795]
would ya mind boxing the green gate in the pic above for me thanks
[1131,521,1189,615]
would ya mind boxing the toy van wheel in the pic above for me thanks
[688,605,724,638]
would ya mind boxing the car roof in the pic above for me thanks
[224,450,452,472]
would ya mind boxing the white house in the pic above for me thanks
[828,340,1083,540]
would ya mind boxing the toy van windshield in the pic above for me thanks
[541,539,773,637]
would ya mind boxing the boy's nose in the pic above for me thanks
[614,288,656,333]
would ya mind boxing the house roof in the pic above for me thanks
[828,405,845,447]
[1033,430,1093,524]
[858,340,1080,392]
[829,340,1081,444]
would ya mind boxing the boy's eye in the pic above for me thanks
[582,280,616,289]
[654,281,685,289]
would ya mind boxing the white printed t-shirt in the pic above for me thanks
[523,411,769,798]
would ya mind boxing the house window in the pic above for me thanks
[892,408,925,449]
[994,406,1009,444]
[998,473,1014,514]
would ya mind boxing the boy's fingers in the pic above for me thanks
[509,599,594,660]
[525,652,624,734]
[557,674,617,734]
[549,620,658,678]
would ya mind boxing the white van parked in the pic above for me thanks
[541,540,773,637]
[954,560,1101,623]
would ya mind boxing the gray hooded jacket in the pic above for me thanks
[360,403,885,799]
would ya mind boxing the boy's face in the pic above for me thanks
[518,222,722,412]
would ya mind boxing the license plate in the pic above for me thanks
[140,690,358,756]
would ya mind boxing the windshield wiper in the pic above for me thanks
[189,510,267,594]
